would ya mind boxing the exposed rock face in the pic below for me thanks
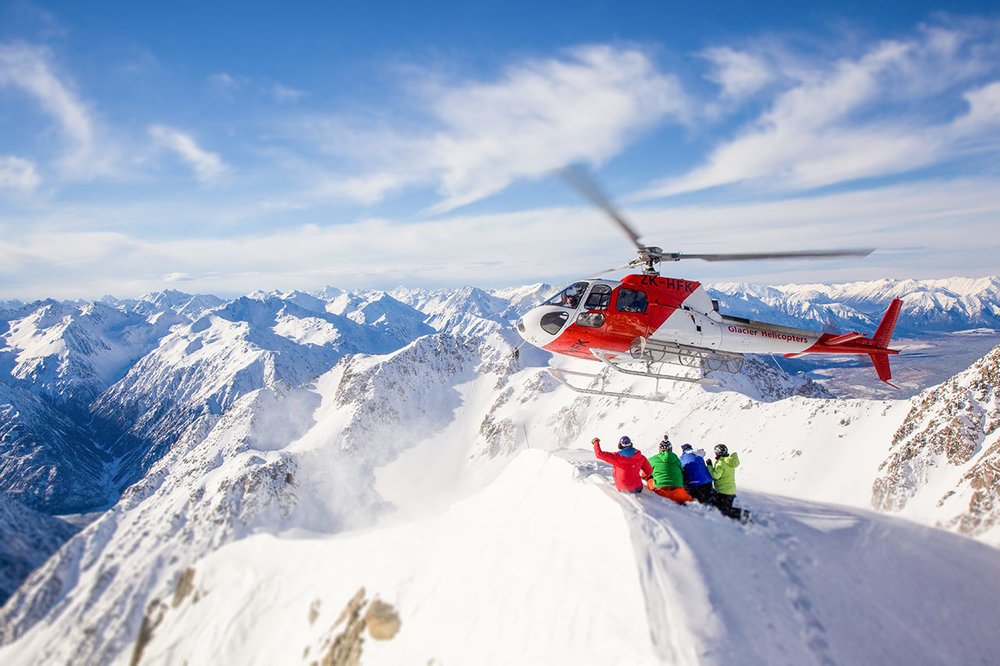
[944,439,1000,537]
[314,588,401,666]
[872,345,1000,540]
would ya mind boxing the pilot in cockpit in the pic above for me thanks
[547,281,587,310]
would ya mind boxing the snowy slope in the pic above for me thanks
[0,326,522,664]
[0,379,120,513]
[389,285,513,335]
[0,494,77,605]
[90,293,423,486]
[0,300,166,404]
[324,290,434,345]
[8,451,999,666]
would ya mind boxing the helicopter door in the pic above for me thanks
[606,287,651,341]
[575,284,612,329]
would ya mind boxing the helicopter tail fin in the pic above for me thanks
[867,298,903,388]
[872,298,903,350]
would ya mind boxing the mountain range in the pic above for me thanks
[1,276,998,664]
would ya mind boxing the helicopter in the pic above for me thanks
[515,168,902,401]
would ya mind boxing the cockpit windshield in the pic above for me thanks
[544,281,589,310]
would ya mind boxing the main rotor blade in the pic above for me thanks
[560,164,645,252]
[673,248,876,262]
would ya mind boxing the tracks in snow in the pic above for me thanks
[563,450,841,666]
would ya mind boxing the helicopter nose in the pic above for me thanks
[517,306,571,348]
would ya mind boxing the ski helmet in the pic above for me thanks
[618,435,632,449]
[681,443,693,452]
[659,439,672,452]
[714,444,729,457]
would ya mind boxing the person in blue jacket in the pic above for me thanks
[679,443,715,504]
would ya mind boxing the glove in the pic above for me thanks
[592,438,600,445]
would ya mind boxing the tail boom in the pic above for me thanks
[783,298,903,385]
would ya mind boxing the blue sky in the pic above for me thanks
[1,1,998,299]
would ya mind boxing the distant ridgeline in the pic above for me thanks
[708,275,1000,336]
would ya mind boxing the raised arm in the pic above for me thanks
[592,438,616,465]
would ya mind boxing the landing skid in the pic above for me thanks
[629,338,745,374]
[548,367,678,403]
[548,347,721,402]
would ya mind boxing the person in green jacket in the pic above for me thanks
[645,437,693,504]
[707,444,744,520]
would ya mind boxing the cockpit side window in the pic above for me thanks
[544,281,589,310]
[584,284,612,310]
[616,288,648,313]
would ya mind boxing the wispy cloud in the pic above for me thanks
[268,82,305,103]
[0,41,114,178]
[638,19,1000,199]
[304,45,690,212]
[701,46,774,100]
[149,124,228,183]
[0,155,40,191]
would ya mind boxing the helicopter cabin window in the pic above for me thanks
[544,281,589,310]
[576,312,605,328]
[584,284,612,310]
[616,288,648,313]
[540,310,569,335]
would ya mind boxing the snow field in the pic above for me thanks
[139,451,660,666]
[126,448,1000,666]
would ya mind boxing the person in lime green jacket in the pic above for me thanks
[707,443,743,520]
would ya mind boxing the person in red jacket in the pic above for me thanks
[592,436,653,493]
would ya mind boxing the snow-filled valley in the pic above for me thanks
[1,276,999,665]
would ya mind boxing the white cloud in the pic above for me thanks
[0,41,112,178]
[305,45,690,212]
[0,156,40,191]
[950,80,1000,139]
[149,125,228,183]
[638,21,1000,199]
[702,46,774,99]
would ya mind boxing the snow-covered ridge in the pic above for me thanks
[710,274,1000,334]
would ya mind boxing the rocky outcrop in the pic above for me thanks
[872,345,1000,540]
[314,588,401,666]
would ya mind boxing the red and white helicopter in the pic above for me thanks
[516,169,902,401]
